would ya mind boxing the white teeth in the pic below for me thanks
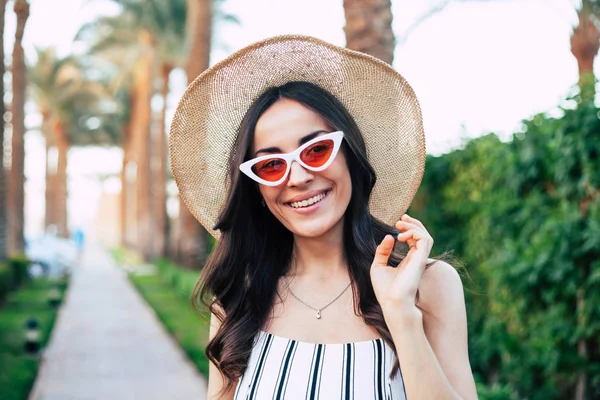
[289,192,327,209]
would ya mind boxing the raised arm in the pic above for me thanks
[370,214,477,399]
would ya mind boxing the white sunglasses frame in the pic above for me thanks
[239,131,345,186]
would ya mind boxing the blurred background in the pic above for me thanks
[0,0,598,399]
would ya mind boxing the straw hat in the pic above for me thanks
[169,35,426,238]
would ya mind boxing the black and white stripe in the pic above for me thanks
[373,339,385,400]
[305,344,325,400]
[234,331,405,400]
[272,339,298,400]
[341,343,355,400]
[247,333,274,400]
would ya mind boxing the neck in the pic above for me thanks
[290,221,347,281]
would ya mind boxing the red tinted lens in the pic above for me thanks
[251,158,287,182]
[300,139,335,167]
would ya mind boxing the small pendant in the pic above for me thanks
[316,309,321,319]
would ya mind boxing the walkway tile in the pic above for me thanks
[28,245,208,400]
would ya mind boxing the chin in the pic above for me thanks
[291,225,329,238]
[288,217,343,239]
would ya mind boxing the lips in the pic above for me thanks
[285,189,331,209]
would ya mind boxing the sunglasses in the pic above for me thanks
[239,131,345,186]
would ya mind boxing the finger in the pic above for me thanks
[401,214,426,230]
[373,235,395,266]
[398,228,433,253]
[395,220,420,232]
[397,229,421,243]
[397,229,429,249]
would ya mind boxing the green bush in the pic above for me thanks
[476,380,519,400]
[410,87,600,398]
[9,255,29,289]
[0,264,13,305]
[154,258,199,300]
[0,277,68,400]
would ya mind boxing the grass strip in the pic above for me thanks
[0,277,68,400]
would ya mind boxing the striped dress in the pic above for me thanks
[234,330,407,400]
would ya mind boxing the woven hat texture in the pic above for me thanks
[169,35,426,238]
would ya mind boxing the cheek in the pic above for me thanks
[332,157,352,195]
[259,185,281,205]
[338,169,352,205]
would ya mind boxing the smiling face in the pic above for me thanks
[251,98,352,238]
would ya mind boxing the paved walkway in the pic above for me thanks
[28,245,208,400]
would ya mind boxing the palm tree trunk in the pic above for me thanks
[45,142,56,230]
[570,2,599,97]
[175,0,213,269]
[343,0,395,64]
[42,110,56,231]
[120,151,128,246]
[120,119,131,247]
[130,30,155,261]
[0,0,8,262]
[153,63,171,258]
[185,0,212,80]
[7,0,29,255]
[53,121,69,237]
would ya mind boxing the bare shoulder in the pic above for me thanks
[418,260,477,399]
[418,259,465,316]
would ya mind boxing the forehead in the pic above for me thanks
[253,98,329,151]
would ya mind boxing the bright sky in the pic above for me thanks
[7,0,588,235]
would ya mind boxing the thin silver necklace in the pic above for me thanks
[282,275,352,319]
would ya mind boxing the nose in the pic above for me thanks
[287,161,314,187]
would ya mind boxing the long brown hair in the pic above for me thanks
[193,81,433,392]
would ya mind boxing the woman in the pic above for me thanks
[169,36,477,400]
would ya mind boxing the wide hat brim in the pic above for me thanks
[169,35,426,238]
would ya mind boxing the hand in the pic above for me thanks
[370,214,434,314]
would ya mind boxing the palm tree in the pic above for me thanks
[79,0,226,265]
[173,0,214,270]
[78,0,234,265]
[78,6,158,260]
[343,0,394,64]
[571,0,600,97]
[29,49,75,236]
[149,0,188,260]
[0,0,8,262]
[77,12,145,251]
[79,2,179,261]
[8,0,29,255]
[30,49,124,237]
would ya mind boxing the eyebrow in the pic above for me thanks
[254,130,328,157]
